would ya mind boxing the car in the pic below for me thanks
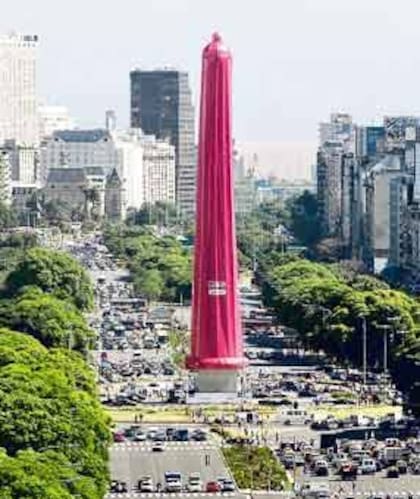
[396,459,407,474]
[360,458,376,474]
[138,476,153,492]
[152,441,165,452]
[133,430,147,441]
[340,462,358,480]
[113,431,125,443]
[165,427,176,440]
[333,453,348,469]
[314,459,329,476]
[187,473,202,492]
[191,429,207,441]
[412,461,420,474]
[220,478,235,492]
[387,466,399,478]
[153,431,167,442]
[147,428,159,440]
[110,480,128,493]
[206,481,221,493]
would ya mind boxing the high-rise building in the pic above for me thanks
[142,136,176,205]
[38,105,74,138]
[0,150,12,206]
[130,69,196,216]
[317,114,356,238]
[0,34,38,145]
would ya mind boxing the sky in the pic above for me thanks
[3,0,420,179]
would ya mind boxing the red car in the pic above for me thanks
[206,481,221,493]
[113,431,125,443]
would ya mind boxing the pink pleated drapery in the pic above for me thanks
[187,33,246,371]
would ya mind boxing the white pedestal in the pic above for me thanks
[196,369,238,393]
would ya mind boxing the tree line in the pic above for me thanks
[0,244,110,498]
[104,225,192,303]
[260,254,420,414]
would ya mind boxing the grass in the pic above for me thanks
[106,406,192,423]
[308,403,402,420]
[105,402,278,424]
[223,445,290,491]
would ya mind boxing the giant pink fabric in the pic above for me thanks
[187,33,245,371]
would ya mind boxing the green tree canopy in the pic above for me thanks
[0,288,95,352]
[104,228,192,303]
[5,248,94,311]
[287,190,321,246]
[0,329,110,497]
[0,449,98,499]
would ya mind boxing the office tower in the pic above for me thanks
[317,114,356,237]
[38,105,74,138]
[0,150,12,206]
[187,34,245,394]
[356,126,385,159]
[142,136,176,205]
[130,68,196,216]
[0,34,38,145]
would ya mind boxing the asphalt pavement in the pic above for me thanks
[109,441,233,493]
[295,470,420,495]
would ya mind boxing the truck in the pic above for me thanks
[383,446,404,465]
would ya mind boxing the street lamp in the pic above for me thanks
[376,324,392,373]
[358,316,367,386]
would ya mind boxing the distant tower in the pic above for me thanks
[130,68,196,216]
[0,34,39,145]
[105,110,117,131]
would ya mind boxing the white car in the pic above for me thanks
[139,477,153,492]
[133,430,147,441]
[187,473,202,492]
[360,458,376,474]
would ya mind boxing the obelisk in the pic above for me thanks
[187,33,246,393]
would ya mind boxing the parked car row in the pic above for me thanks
[113,425,208,444]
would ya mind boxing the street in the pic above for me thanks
[65,237,419,499]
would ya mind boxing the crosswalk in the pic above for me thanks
[106,493,238,498]
[330,493,420,498]
[111,442,216,452]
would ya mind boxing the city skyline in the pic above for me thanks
[4,0,420,177]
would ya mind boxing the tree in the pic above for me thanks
[0,288,95,352]
[0,203,17,229]
[105,228,192,303]
[313,237,346,262]
[263,257,420,370]
[42,199,73,224]
[0,329,111,497]
[5,248,94,311]
[0,449,98,499]
[287,191,321,246]
[133,268,164,301]
[130,202,179,226]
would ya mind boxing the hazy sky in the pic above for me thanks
[3,0,420,177]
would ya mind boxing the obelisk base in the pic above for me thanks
[196,369,238,393]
